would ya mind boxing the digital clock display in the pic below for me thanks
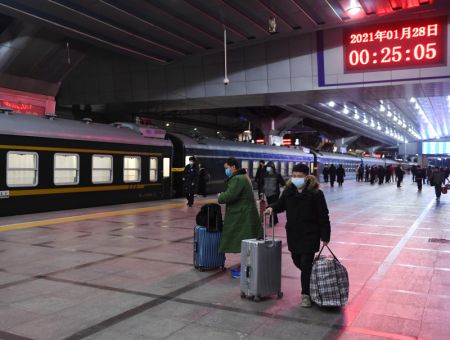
[343,17,447,72]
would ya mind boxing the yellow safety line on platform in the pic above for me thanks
[0,199,217,233]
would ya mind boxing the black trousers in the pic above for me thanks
[291,252,315,295]
[397,178,402,187]
[417,179,423,191]
[435,184,442,198]
[185,188,195,206]
[266,195,279,224]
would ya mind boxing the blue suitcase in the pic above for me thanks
[193,226,225,271]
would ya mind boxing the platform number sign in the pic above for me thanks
[343,17,447,72]
[0,190,10,199]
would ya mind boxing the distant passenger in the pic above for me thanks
[378,165,385,185]
[329,164,336,187]
[390,164,395,183]
[336,164,345,187]
[183,156,199,207]
[265,163,330,308]
[357,165,364,182]
[218,157,260,279]
[369,166,376,185]
[416,165,424,191]
[254,160,265,199]
[197,163,209,197]
[385,166,391,183]
[411,165,417,183]
[426,166,433,185]
[395,165,404,188]
[322,165,329,183]
[262,161,286,225]
[365,165,370,182]
[430,167,446,201]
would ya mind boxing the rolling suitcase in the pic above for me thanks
[193,205,225,271]
[240,215,283,301]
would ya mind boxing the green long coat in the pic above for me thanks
[218,169,261,253]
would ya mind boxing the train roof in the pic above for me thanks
[169,133,312,158]
[0,114,172,147]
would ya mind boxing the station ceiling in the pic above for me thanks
[0,0,450,148]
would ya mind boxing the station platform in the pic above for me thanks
[0,178,449,340]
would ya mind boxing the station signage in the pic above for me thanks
[0,100,45,115]
[343,16,447,72]
[422,141,450,154]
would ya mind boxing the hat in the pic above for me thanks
[292,163,309,175]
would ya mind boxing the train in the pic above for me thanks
[0,112,400,216]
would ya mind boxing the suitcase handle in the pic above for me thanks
[263,214,275,247]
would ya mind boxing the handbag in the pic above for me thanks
[310,245,349,307]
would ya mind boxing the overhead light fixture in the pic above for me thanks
[268,16,277,33]
[343,106,349,114]
[354,113,359,120]
[363,117,368,124]
[165,123,170,127]
[410,97,416,103]
[393,116,398,121]
[387,111,392,117]
[379,105,385,112]
[345,0,362,15]
[328,101,336,107]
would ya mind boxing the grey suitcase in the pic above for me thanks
[240,215,283,302]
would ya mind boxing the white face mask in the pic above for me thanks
[292,177,305,188]
[189,161,194,166]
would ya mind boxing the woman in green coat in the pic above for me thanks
[218,157,261,278]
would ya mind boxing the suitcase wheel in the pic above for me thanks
[253,296,261,302]
[277,291,284,299]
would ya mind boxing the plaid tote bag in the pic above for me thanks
[310,245,349,307]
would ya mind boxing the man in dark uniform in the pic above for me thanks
[416,165,424,191]
[329,164,336,187]
[183,156,199,207]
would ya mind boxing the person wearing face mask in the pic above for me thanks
[183,156,199,207]
[265,163,330,308]
[218,157,261,278]
[262,161,286,225]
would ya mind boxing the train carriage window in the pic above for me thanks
[185,155,192,166]
[123,156,141,183]
[288,162,294,175]
[92,155,113,184]
[252,161,259,177]
[273,161,278,171]
[54,153,79,185]
[149,157,158,182]
[241,160,249,173]
[163,158,170,178]
[280,162,286,176]
[6,151,38,187]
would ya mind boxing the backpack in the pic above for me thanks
[196,204,223,232]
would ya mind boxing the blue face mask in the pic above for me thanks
[292,177,305,188]
[225,168,232,177]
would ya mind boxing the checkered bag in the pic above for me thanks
[310,245,349,307]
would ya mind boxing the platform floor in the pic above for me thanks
[0,178,449,340]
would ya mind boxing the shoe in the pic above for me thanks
[301,294,312,308]
[230,267,241,279]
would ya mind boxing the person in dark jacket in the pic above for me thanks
[369,166,376,185]
[254,160,265,199]
[411,165,417,183]
[183,156,199,207]
[385,166,391,183]
[378,165,385,185]
[265,163,331,308]
[426,166,433,185]
[365,165,370,182]
[329,164,336,187]
[416,165,424,191]
[262,161,286,225]
[336,164,345,187]
[430,167,446,200]
[197,163,209,197]
[395,165,404,188]
[322,165,329,183]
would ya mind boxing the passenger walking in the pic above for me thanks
[264,163,330,308]
[365,165,370,182]
[369,166,376,185]
[395,165,404,188]
[426,166,432,185]
[197,163,209,197]
[254,160,265,199]
[336,164,345,187]
[329,164,336,187]
[385,166,391,183]
[183,156,199,207]
[411,165,417,183]
[378,165,385,185]
[430,167,446,201]
[322,165,329,183]
[357,165,364,182]
[262,161,286,225]
[218,157,260,278]
[416,165,424,191]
